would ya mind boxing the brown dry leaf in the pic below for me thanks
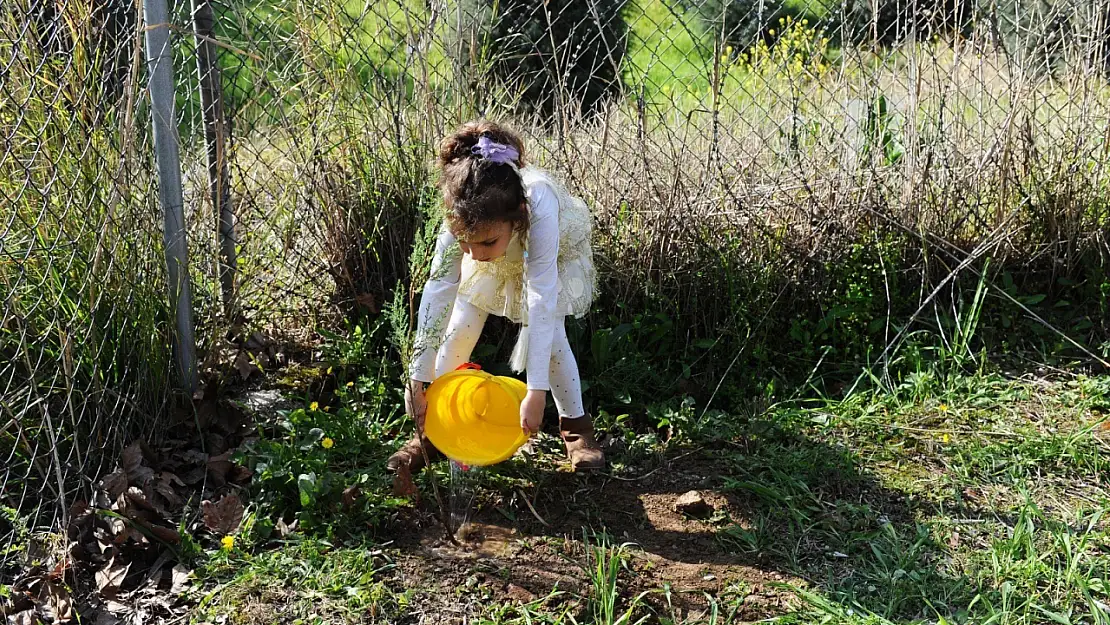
[120,443,143,476]
[342,485,362,508]
[100,471,128,500]
[95,560,130,598]
[123,487,157,514]
[230,464,254,484]
[38,578,73,623]
[206,452,234,484]
[202,494,244,536]
[275,518,297,537]
[128,465,155,486]
[170,564,192,595]
[148,525,182,545]
[104,600,131,614]
[181,466,207,486]
[154,478,183,510]
[106,516,126,537]
[233,351,259,380]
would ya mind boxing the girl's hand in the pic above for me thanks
[405,379,428,431]
[520,389,546,435]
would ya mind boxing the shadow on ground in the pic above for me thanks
[390,416,986,623]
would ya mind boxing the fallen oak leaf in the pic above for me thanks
[100,471,128,500]
[95,560,130,599]
[205,452,235,486]
[147,524,182,545]
[230,464,254,484]
[120,443,143,476]
[123,487,158,514]
[153,478,183,510]
[342,485,362,508]
[202,494,244,536]
[170,564,192,595]
[38,577,73,623]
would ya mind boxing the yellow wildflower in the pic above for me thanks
[942,433,951,444]
[346,381,354,387]
[310,401,319,411]
[939,403,949,412]
[221,535,235,550]
[327,366,333,375]
[322,437,334,449]
[769,29,776,36]
[726,45,734,54]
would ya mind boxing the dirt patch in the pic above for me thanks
[385,451,801,622]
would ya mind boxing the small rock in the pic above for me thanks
[674,490,713,518]
[505,583,535,603]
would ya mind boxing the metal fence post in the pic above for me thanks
[192,0,237,318]
[143,0,198,393]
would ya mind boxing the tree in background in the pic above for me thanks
[453,0,629,120]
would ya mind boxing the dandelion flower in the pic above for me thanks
[942,433,951,444]
[322,437,334,449]
[939,403,949,412]
[346,381,354,387]
[310,401,319,411]
[221,535,235,550]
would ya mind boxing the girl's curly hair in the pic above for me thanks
[437,120,528,237]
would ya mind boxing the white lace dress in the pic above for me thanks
[410,166,598,389]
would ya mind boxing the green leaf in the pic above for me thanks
[297,473,317,508]
[1021,294,1047,306]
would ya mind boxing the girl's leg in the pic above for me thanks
[548,320,605,471]
[548,321,585,418]
[435,298,489,377]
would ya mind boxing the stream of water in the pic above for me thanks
[448,460,477,540]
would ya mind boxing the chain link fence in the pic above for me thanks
[4,0,1110,575]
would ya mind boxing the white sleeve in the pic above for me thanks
[524,182,560,391]
[409,224,462,383]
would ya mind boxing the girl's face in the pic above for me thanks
[457,220,514,262]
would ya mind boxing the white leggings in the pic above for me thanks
[435,299,585,418]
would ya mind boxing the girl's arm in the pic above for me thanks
[409,223,463,384]
[523,182,561,391]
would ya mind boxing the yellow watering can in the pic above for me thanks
[424,363,529,467]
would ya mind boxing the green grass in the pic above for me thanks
[183,355,1110,624]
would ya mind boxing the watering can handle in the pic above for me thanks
[455,362,482,371]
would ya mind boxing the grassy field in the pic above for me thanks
[181,361,1110,624]
[4,0,1110,623]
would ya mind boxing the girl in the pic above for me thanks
[388,120,603,489]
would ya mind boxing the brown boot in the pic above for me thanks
[387,434,441,497]
[560,415,605,472]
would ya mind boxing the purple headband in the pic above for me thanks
[472,135,519,165]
